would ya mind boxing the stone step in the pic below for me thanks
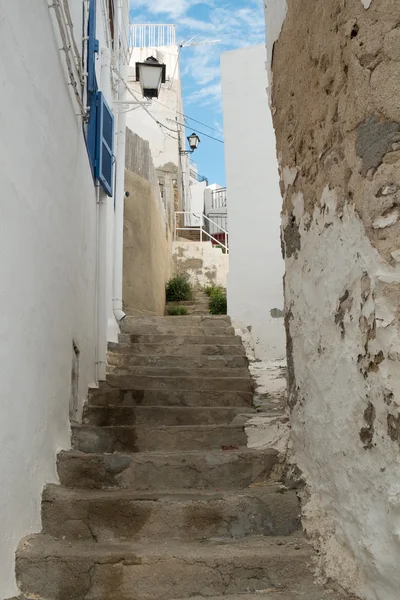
[88,388,253,408]
[118,333,242,346]
[42,485,300,542]
[106,365,250,378]
[83,405,253,427]
[172,589,352,600]
[57,448,279,490]
[120,325,236,336]
[17,534,312,600]
[103,374,253,392]
[71,424,248,453]
[108,342,246,357]
[107,353,248,369]
[123,315,231,327]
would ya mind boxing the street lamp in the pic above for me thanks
[180,133,201,155]
[135,56,166,99]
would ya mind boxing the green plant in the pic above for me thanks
[166,274,193,302]
[167,305,189,316]
[208,287,227,315]
[204,285,221,297]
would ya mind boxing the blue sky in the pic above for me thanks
[129,0,266,186]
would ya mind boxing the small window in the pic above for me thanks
[96,92,114,197]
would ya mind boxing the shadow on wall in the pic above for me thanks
[123,129,173,315]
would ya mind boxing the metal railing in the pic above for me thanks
[211,187,227,209]
[174,212,229,253]
[129,24,176,48]
[189,168,209,185]
[205,212,228,233]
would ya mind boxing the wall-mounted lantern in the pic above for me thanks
[135,56,166,99]
[180,133,201,155]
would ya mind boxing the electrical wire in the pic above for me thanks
[182,122,224,144]
[168,46,181,90]
[153,98,224,136]
[112,67,224,145]
[49,0,87,117]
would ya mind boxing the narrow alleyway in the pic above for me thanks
[16,314,350,599]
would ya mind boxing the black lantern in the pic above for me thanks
[180,133,201,155]
[135,56,166,99]
[187,133,200,151]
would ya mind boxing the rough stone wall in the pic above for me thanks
[267,1,400,598]
[172,241,229,289]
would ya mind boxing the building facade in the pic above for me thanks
[221,45,285,360]
[0,1,129,595]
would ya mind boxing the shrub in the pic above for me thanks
[204,285,223,297]
[167,305,189,316]
[166,274,193,302]
[209,287,227,315]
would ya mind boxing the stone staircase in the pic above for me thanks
[166,289,211,315]
[15,315,350,600]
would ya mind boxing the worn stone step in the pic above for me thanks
[17,534,312,600]
[121,325,236,337]
[108,342,246,357]
[72,423,248,453]
[57,448,279,490]
[88,388,253,408]
[42,485,300,542]
[176,588,352,600]
[83,405,252,427]
[107,353,248,369]
[103,374,253,392]
[123,315,231,327]
[118,333,243,346]
[106,365,250,378]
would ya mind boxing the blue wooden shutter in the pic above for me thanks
[95,92,114,196]
[86,0,98,173]
[87,0,98,94]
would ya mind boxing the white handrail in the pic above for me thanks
[174,211,229,253]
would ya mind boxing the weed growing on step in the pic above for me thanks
[208,287,227,315]
[204,285,216,297]
[166,274,193,302]
[167,306,189,316]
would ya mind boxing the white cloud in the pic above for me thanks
[186,81,222,106]
[130,0,207,19]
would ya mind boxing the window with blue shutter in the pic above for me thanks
[95,92,114,197]
[85,0,115,196]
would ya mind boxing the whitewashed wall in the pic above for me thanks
[221,45,285,360]
[0,1,128,595]
[187,177,207,226]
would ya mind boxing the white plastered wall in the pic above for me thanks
[0,1,126,594]
[221,45,285,361]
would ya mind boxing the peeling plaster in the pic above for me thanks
[292,192,304,224]
[264,0,288,95]
[282,165,299,191]
[286,187,400,599]
[372,210,399,229]
[361,0,373,8]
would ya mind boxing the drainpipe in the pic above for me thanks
[113,0,127,324]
